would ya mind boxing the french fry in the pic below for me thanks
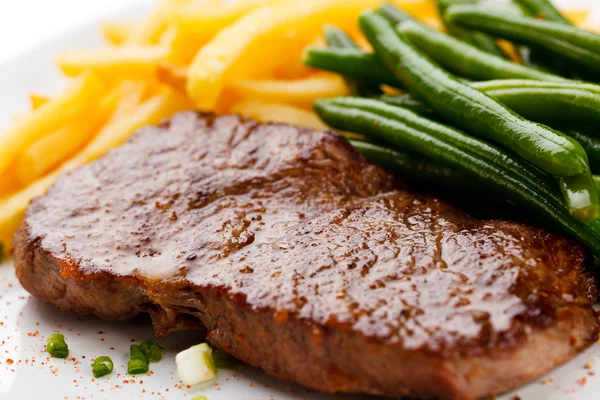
[187,0,381,111]
[168,0,277,38]
[0,168,22,198]
[156,63,188,93]
[101,22,135,46]
[79,87,191,163]
[0,173,57,251]
[0,87,191,252]
[110,80,153,121]
[15,91,120,185]
[29,94,49,110]
[228,74,348,109]
[125,0,190,45]
[563,10,590,27]
[0,73,105,177]
[231,100,329,131]
[57,46,169,79]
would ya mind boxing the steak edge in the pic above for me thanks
[14,112,599,399]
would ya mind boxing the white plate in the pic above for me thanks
[2,1,600,399]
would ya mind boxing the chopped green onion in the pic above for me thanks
[192,396,208,400]
[47,333,69,358]
[140,338,164,363]
[175,343,216,386]
[127,344,149,375]
[91,356,114,378]
[211,348,238,370]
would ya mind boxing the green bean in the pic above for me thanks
[558,171,600,222]
[445,5,600,77]
[314,98,600,252]
[397,20,564,81]
[379,3,416,25]
[323,25,381,97]
[437,0,507,58]
[92,356,114,378]
[350,139,472,189]
[560,127,600,174]
[594,175,600,194]
[332,96,559,197]
[303,47,402,87]
[359,11,588,177]
[47,333,69,358]
[514,0,571,24]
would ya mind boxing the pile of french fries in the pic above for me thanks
[0,0,591,255]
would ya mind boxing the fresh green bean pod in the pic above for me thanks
[445,5,600,77]
[331,96,559,197]
[359,11,588,177]
[514,0,571,24]
[314,98,600,251]
[593,175,600,194]
[323,25,382,97]
[560,127,600,174]
[379,3,416,24]
[303,47,402,87]
[437,0,507,58]
[350,139,472,190]
[397,20,564,82]
[484,88,600,125]
[558,171,600,222]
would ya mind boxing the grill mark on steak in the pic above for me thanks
[14,112,599,399]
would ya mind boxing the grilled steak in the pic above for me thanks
[14,112,599,399]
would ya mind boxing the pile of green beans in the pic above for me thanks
[445,4,600,79]
[437,0,507,58]
[302,1,600,255]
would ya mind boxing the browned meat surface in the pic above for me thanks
[13,112,599,400]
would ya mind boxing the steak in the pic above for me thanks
[13,112,599,399]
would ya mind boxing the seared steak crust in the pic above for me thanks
[14,112,599,399]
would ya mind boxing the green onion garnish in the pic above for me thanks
[140,338,164,363]
[127,344,149,375]
[47,333,69,358]
[192,396,208,400]
[91,356,114,378]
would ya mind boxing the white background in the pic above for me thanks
[0,0,145,65]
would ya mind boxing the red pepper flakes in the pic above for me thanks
[98,331,103,334]
[577,377,587,387]
[6,359,14,364]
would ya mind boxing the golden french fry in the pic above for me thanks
[29,94,49,110]
[187,0,381,111]
[0,173,56,251]
[168,0,277,38]
[110,80,152,121]
[0,73,105,177]
[80,87,191,163]
[15,91,119,185]
[0,168,22,198]
[0,87,191,252]
[231,100,328,131]
[563,10,590,27]
[57,46,169,79]
[228,74,348,109]
[101,22,135,45]
[125,0,191,45]
[156,63,188,93]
